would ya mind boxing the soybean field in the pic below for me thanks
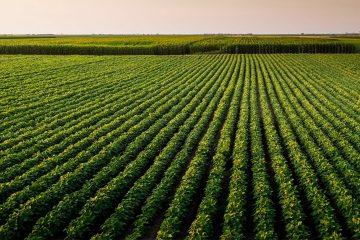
[0,54,360,240]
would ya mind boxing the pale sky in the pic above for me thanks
[1,0,359,34]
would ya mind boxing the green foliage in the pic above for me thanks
[0,54,359,240]
[0,35,356,55]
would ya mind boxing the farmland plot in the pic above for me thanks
[0,54,359,240]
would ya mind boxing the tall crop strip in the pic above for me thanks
[0,54,359,240]
[0,35,356,54]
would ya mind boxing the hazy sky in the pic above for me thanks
[1,0,359,34]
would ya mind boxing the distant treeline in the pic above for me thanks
[0,43,356,55]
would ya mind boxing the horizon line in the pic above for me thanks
[1,33,360,36]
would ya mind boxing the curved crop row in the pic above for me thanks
[0,56,205,180]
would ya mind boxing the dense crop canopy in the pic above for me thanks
[0,54,359,240]
[0,35,357,54]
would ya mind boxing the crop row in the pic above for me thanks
[0,54,359,239]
